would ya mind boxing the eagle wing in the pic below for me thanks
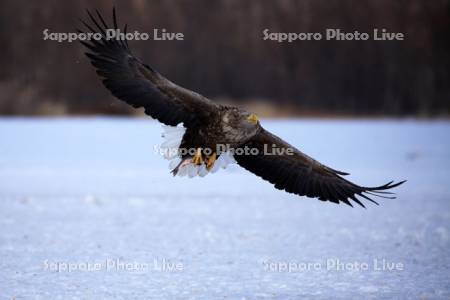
[234,128,405,207]
[79,9,218,127]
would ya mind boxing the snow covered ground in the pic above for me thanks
[0,118,449,299]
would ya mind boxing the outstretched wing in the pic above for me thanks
[79,8,218,127]
[234,128,405,207]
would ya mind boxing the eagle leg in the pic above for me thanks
[206,152,217,170]
[192,148,204,165]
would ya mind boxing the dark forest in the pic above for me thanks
[1,0,449,116]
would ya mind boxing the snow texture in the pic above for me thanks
[0,118,449,299]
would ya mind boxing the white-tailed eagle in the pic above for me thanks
[79,9,405,207]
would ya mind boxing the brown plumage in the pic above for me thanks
[80,8,405,207]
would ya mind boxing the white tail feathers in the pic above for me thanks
[160,125,236,178]
[160,125,186,159]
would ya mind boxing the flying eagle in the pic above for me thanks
[79,9,405,207]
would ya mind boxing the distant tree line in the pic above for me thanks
[0,0,449,116]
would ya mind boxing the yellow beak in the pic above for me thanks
[247,113,259,124]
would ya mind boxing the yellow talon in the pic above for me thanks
[206,152,217,170]
[192,148,203,165]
